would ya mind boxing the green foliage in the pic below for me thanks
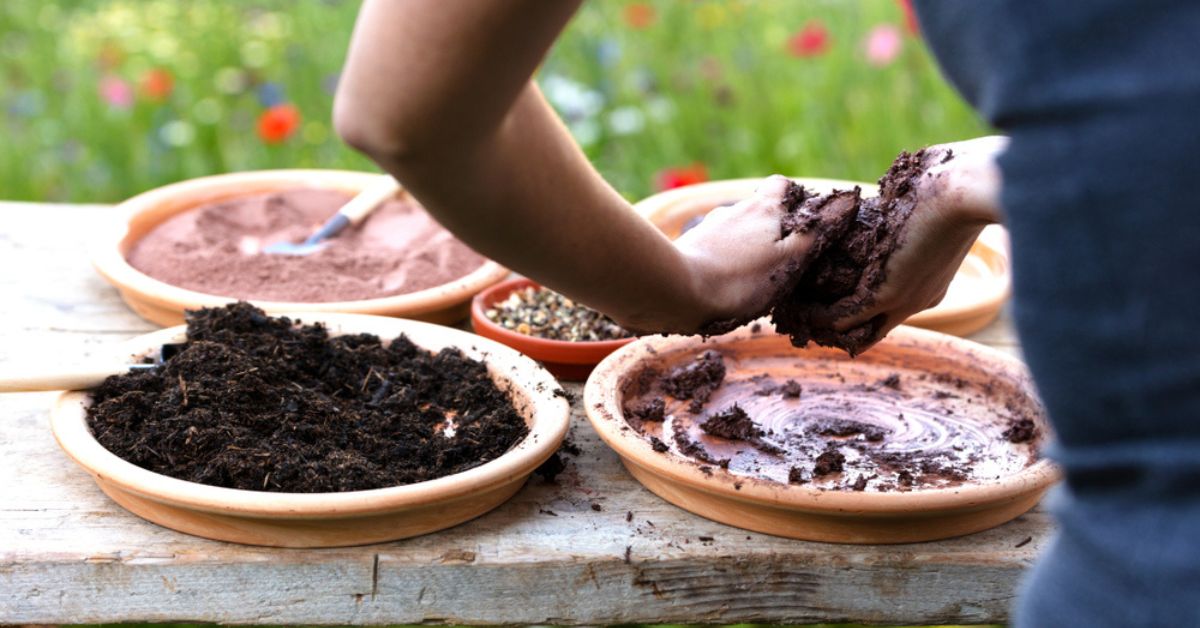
[0,0,987,203]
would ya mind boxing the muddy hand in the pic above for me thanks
[818,136,1009,347]
[674,175,817,333]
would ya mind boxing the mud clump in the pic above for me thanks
[700,404,784,455]
[813,450,847,476]
[661,351,727,412]
[806,417,890,443]
[1003,417,1039,444]
[700,404,761,441]
[627,397,666,422]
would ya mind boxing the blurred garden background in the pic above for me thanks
[0,0,988,203]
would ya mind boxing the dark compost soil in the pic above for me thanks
[86,302,529,493]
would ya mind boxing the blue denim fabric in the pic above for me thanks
[914,1,1200,624]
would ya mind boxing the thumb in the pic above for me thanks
[809,294,886,333]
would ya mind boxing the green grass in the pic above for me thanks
[0,0,987,204]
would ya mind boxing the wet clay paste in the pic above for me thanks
[622,347,1043,492]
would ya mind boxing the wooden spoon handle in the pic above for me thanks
[340,175,401,225]
[0,363,148,393]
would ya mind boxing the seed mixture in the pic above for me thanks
[86,302,529,493]
[485,285,632,342]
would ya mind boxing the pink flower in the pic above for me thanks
[787,21,830,58]
[865,24,903,66]
[98,76,133,109]
[655,164,708,191]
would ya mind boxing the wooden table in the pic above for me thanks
[0,203,1047,626]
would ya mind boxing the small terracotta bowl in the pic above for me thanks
[585,322,1059,544]
[633,178,1011,337]
[92,170,510,327]
[51,312,569,548]
[471,278,635,381]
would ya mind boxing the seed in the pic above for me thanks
[485,286,633,342]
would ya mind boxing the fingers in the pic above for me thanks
[775,227,815,257]
[753,174,793,202]
[813,297,885,333]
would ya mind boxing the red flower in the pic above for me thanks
[623,3,656,29]
[787,21,830,58]
[257,104,301,144]
[655,164,708,191]
[896,0,920,36]
[138,68,174,102]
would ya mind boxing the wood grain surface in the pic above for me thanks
[0,203,1045,625]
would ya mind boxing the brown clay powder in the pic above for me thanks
[126,188,487,302]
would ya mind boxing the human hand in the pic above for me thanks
[669,175,818,334]
[815,135,1009,346]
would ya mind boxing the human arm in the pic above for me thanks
[333,0,813,333]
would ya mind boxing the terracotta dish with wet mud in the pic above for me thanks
[585,322,1058,544]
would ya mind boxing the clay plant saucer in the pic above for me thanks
[92,170,510,327]
[471,277,635,381]
[633,178,1011,337]
[51,312,569,548]
[585,323,1059,544]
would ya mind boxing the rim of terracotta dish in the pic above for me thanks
[91,169,510,319]
[51,312,569,519]
[631,177,1011,329]
[585,323,1059,515]
[471,277,635,365]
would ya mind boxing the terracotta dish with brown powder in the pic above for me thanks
[125,188,486,303]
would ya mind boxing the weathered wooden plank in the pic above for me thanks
[0,202,1044,625]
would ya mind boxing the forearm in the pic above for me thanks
[374,85,710,331]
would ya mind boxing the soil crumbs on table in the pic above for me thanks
[87,302,529,493]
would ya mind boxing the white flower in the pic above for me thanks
[541,74,604,122]
[646,97,675,122]
[607,106,645,136]
[160,121,196,147]
[569,119,602,146]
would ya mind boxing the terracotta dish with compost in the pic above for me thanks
[50,304,569,547]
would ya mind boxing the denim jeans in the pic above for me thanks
[914,1,1200,624]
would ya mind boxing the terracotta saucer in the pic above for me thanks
[51,313,569,548]
[633,178,1011,337]
[92,170,510,327]
[585,323,1058,544]
[471,277,635,381]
